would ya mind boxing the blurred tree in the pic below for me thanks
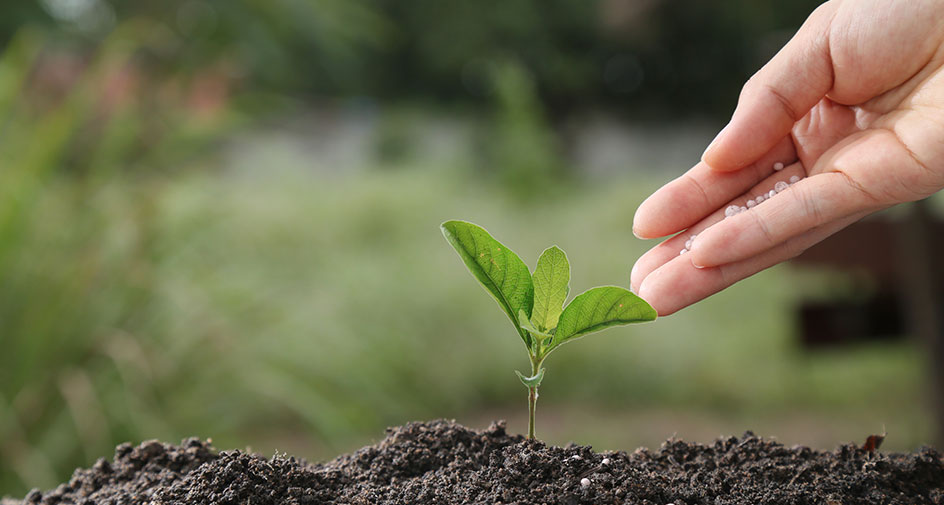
[0,0,826,119]
[483,60,564,198]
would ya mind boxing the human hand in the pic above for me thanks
[630,0,944,316]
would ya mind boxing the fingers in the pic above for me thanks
[631,124,919,315]
[702,1,838,172]
[636,210,870,316]
[633,137,796,239]
[631,161,807,291]
[688,170,879,268]
[692,119,937,268]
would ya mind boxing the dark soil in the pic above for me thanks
[5,419,944,505]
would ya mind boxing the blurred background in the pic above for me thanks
[2,0,942,497]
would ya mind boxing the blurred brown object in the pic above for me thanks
[791,200,944,447]
[862,429,886,456]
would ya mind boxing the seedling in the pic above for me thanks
[441,220,656,439]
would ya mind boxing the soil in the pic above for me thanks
[4,419,943,505]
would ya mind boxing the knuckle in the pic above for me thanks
[763,84,802,122]
[783,237,813,260]
[681,173,711,207]
[834,169,882,207]
[792,183,824,226]
[748,208,777,247]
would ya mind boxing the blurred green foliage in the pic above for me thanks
[0,24,236,492]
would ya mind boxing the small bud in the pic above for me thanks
[775,181,788,193]
[602,458,611,465]
[790,175,800,184]
[580,478,591,488]
[773,162,784,171]
[768,190,776,198]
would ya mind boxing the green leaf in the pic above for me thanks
[518,309,553,339]
[515,368,546,388]
[553,286,656,348]
[442,220,534,348]
[530,246,569,332]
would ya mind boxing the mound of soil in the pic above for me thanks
[5,419,943,505]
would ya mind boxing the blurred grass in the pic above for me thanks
[0,24,933,500]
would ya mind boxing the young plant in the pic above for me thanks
[441,220,657,439]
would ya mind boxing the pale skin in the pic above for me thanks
[631,0,944,316]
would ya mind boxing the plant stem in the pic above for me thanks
[527,386,537,439]
[527,356,542,440]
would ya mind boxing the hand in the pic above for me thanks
[630,0,944,316]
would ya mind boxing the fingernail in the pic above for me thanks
[691,260,706,269]
[629,262,641,291]
[632,201,648,239]
[702,123,729,161]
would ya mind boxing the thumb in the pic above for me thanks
[703,1,838,172]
